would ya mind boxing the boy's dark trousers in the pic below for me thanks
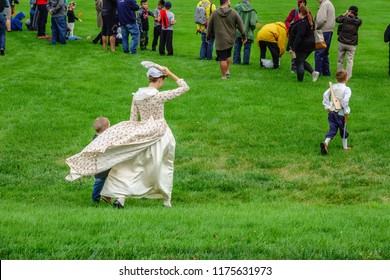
[152,25,161,51]
[140,30,149,50]
[326,111,349,139]
[159,29,173,55]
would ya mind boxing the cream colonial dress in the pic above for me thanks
[66,79,189,206]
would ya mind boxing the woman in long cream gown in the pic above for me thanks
[66,65,190,208]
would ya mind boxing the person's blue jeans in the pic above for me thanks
[233,37,253,64]
[92,177,106,202]
[0,14,5,50]
[121,23,140,54]
[51,16,67,44]
[200,31,214,60]
[315,31,333,76]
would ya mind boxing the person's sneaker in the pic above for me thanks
[320,142,328,155]
[226,72,231,78]
[0,49,4,56]
[343,147,352,151]
[312,71,320,82]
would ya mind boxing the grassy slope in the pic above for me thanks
[0,0,389,259]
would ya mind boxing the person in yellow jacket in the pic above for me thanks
[256,22,288,69]
[196,0,216,60]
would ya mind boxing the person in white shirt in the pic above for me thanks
[320,69,351,155]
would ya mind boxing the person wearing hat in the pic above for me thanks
[66,63,190,209]
[336,6,362,80]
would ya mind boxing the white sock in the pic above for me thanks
[325,138,331,145]
[342,138,348,149]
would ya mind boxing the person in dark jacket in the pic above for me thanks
[285,0,310,72]
[137,0,154,50]
[288,5,318,82]
[101,0,117,51]
[116,0,139,54]
[336,6,362,80]
[384,24,390,76]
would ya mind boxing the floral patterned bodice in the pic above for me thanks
[130,79,190,122]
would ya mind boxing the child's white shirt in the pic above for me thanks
[322,82,352,115]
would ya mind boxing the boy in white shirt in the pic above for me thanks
[321,69,352,155]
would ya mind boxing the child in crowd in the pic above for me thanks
[91,117,112,204]
[151,0,164,51]
[137,0,154,50]
[320,69,352,155]
[159,1,175,56]
[67,1,82,37]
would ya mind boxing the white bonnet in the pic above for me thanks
[146,67,166,78]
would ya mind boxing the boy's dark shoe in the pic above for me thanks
[320,142,328,155]
[0,49,4,56]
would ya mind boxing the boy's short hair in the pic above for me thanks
[141,0,147,4]
[336,69,348,82]
[158,0,165,6]
[220,0,228,6]
[94,117,110,134]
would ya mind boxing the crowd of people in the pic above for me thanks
[1,0,388,79]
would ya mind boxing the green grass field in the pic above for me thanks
[0,0,389,260]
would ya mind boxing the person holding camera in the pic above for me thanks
[336,6,362,80]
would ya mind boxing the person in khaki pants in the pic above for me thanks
[335,6,362,80]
